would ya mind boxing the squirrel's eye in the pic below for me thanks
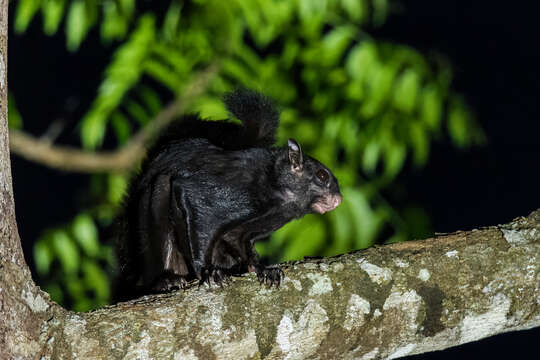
[316,169,329,184]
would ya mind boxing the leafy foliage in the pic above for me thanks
[34,213,116,311]
[15,0,135,49]
[32,172,127,311]
[12,0,484,310]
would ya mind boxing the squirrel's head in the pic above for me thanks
[275,139,342,215]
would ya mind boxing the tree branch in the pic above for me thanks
[8,63,219,173]
[7,209,537,359]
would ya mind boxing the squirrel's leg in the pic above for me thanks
[207,208,293,287]
[147,175,190,293]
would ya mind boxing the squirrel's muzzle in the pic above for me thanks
[312,193,342,214]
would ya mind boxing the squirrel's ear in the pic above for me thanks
[288,138,303,172]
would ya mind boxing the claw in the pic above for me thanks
[199,268,212,287]
[255,266,283,288]
[213,269,224,287]
[199,267,231,287]
[266,273,273,287]
[257,269,265,284]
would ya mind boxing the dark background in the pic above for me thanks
[8,1,540,359]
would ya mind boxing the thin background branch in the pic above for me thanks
[8,63,219,173]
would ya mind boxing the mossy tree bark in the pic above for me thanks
[1,4,539,359]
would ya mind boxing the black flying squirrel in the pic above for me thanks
[114,89,342,301]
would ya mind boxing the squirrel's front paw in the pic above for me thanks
[255,265,283,288]
[200,267,231,287]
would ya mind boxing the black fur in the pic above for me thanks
[223,89,279,147]
[114,90,341,301]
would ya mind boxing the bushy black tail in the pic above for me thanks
[223,89,280,147]
[144,90,280,163]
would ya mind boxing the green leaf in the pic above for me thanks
[297,0,326,38]
[144,59,184,93]
[101,0,128,41]
[383,141,407,178]
[362,141,380,174]
[372,0,388,26]
[8,92,23,130]
[82,260,110,300]
[66,0,89,51]
[346,43,377,82]
[193,96,228,119]
[15,0,41,33]
[421,85,442,130]
[393,69,419,113]
[42,0,67,35]
[81,15,156,148]
[137,86,163,116]
[321,25,355,66]
[327,68,348,86]
[281,38,300,68]
[34,239,53,276]
[80,112,107,150]
[236,0,291,46]
[298,0,328,22]
[234,44,262,74]
[222,58,259,89]
[52,230,80,274]
[72,214,99,257]
[66,274,85,299]
[448,97,470,147]
[108,173,127,205]
[361,63,396,117]
[99,245,117,267]
[341,0,365,22]
[235,0,261,41]
[125,98,150,125]
[339,117,359,160]
[322,114,344,142]
[119,0,135,16]
[162,1,182,42]
[345,81,364,101]
[110,111,131,145]
[152,43,191,76]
